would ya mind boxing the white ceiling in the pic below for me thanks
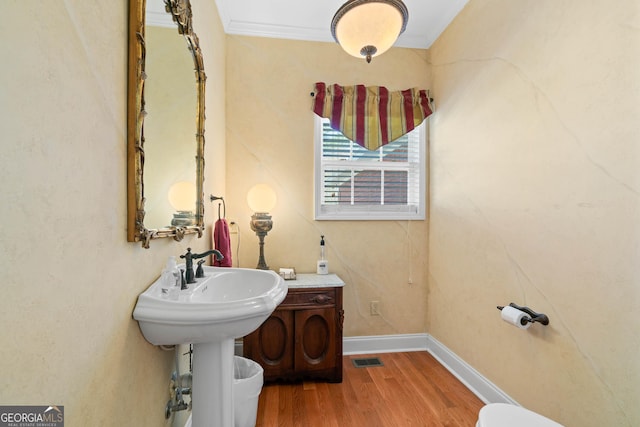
[213,0,468,49]
[148,0,469,49]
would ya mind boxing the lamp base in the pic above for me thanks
[171,211,195,226]
[256,256,269,271]
[250,213,273,271]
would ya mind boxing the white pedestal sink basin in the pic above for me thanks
[133,266,287,427]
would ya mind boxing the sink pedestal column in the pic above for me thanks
[192,338,235,427]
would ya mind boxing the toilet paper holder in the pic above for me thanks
[497,303,549,326]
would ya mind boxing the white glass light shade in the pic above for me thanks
[247,184,277,213]
[332,0,408,62]
[168,181,196,212]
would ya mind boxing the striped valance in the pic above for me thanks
[312,82,433,151]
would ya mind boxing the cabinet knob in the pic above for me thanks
[310,295,332,304]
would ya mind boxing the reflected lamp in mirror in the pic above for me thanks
[247,184,277,270]
[168,181,196,226]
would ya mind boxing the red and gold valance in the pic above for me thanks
[312,82,433,151]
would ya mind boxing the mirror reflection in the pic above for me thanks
[144,11,197,229]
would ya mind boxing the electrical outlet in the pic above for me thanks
[370,301,380,316]
[229,221,238,235]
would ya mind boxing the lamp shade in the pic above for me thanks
[331,0,408,63]
[247,184,277,213]
[168,181,196,212]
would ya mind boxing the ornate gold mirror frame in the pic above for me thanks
[127,0,206,248]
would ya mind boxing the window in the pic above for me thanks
[314,116,426,220]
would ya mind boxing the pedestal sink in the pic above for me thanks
[133,266,287,427]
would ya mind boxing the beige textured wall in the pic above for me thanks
[429,0,640,426]
[225,36,431,336]
[0,0,224,426]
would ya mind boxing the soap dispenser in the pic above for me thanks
[161,256,181,300]
[317,235,328,275]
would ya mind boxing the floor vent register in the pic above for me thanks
[352,357,384,368]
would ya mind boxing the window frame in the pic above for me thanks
[314,116,427,221]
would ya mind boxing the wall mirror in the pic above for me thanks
[127,0,206,248]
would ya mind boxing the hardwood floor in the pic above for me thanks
[255,352,484,427]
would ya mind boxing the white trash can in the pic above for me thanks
[233,356,264,427]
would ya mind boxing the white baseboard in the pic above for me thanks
[425,335,518,405]
[343,333,517,406]
[234,339,243,356]
[343,333,429,355]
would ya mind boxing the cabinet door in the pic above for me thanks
[294,307,336,373]
[250,310,294,378]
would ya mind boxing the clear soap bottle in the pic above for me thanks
[161,256,181,300]
[317,235,328,275]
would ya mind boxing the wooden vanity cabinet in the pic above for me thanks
[243,285,344,383]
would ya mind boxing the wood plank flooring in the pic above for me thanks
[255,352,484,427]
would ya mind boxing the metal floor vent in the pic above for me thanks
[352,357,384,368]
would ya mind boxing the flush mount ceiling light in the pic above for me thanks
[331,0,409,63]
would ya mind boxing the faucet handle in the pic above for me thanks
[196,259,206,278]
[179,248,193,260]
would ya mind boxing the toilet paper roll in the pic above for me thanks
[501,305,531,329]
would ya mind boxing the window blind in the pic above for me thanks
[316,118,424,220]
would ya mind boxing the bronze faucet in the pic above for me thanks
[180,248,224,284]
